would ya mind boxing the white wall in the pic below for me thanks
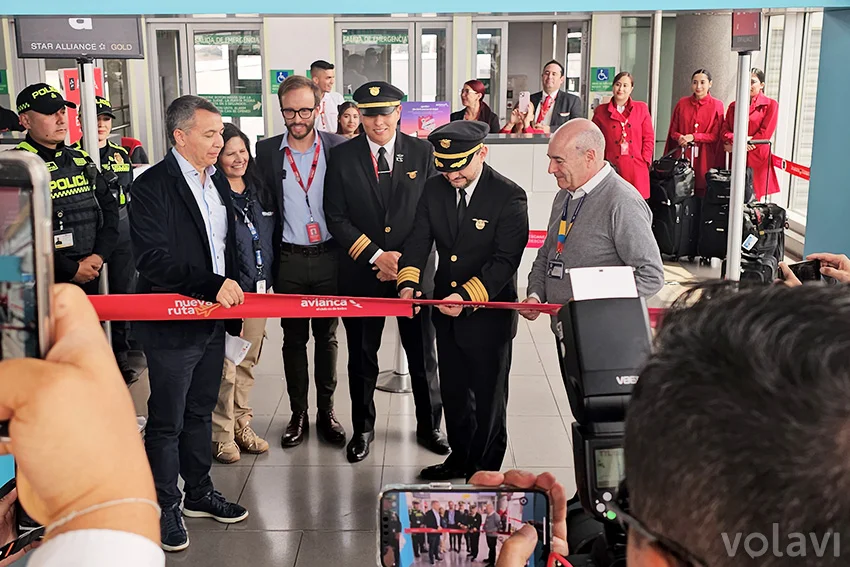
[589,13,621,110]
[262,16,335,136]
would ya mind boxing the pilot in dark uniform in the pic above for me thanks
[397,120,528,481]
[324,81,448,463]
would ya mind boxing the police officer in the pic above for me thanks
[397,120,529,482]
[324,81,448,463]
[15,83,119,294]
[409,500,427,558]
[74,96,139,382]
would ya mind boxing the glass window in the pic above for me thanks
[102,59,130,138]
[763,15,785,102]
[789,11,823,216]
[193,30,264,152]
[475,29,503,118]
[565,29,583,95]
[420,29,447,102]
[340,29,410,97]
[619,17,651,104]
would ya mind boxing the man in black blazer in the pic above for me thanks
[255,75,347,450]
[324,81,448,463]
[398,120,529,482]
[424,500,443,564]
[530,60,584,133]
[129,95,248,552]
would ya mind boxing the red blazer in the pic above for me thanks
[665,94,725,197]
[720,93,780,200]
[592,98,655,198]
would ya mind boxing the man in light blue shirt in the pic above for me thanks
[254,75,348,450]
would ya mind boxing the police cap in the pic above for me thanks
[353,81,404,116]
[95,96,116,119]
[427,120,489,172]
[16,83,76,115]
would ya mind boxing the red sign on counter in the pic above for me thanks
[59,68,104,145]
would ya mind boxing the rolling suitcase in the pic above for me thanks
[698,155,754,262]
[649,147,698,261]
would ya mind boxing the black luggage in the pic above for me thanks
[649,147,698,260]
[743,201,786,265]
[649,194,699,261]
[648,148,695,206]
[697,161,754,262]
[740,252,779,284]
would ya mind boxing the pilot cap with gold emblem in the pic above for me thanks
[352,81,404,116]
[427,120,489,173]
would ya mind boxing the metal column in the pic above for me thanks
[724,51,753,282]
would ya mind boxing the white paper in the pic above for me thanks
[225,334,252,365]
[568,266,639,301]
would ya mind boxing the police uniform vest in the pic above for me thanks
[17,141,101,259]
[72,140,131,206]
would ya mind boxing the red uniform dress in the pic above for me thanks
[592,97,655,199]
[664,94,726,197]
[720,92,780,201]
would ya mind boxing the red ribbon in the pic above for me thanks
[87,293,666,328]
[405,527,512,536]
[771,154,811,181]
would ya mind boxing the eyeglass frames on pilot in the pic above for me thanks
[604,482,709,567]
[281,107,316,120]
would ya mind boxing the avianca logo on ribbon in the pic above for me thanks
[300,297,364,312]
[167,298,222,317]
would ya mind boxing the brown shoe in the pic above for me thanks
[213,441,241,464]
[235,424,269,454]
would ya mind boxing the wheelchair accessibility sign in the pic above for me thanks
[270,69,295,93]
[590,67,615,92]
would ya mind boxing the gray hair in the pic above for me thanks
[570,120,606,162]
[166,95,220,146]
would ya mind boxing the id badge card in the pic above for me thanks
[620,141,629,155]
[306,222,322,244]
[53,229,75,250]
[256,280,267,294]
[547,260,565,279]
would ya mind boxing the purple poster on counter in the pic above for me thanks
[400,101,452,138]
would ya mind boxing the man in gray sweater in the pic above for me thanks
[520,119,664,322]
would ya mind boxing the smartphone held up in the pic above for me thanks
[379,484,550,567]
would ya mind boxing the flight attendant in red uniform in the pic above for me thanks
[665,68,726,197]
[592,71,655,199]
[720,68,780,201]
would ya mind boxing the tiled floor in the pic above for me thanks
[127,260,717,566]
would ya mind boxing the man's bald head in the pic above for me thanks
[547,118,607,191]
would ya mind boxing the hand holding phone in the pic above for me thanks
[518,91,531,114]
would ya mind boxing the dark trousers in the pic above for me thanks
[143,323,225,507]
[276,246,339,413]
[450,530,462,550]
[469,532,480,558]
[108,208,136,357]
[412,533,425,556]
[344,295,441,434]
[428,533,442,563]
[437,318,511,478]
[487,536,498,564]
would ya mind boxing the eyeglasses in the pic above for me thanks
[282,107,315,119]
[459,88,477,95]
[605,482,709,567]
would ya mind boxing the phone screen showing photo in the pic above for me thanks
[380,489,549,567]
[0,185,38,362]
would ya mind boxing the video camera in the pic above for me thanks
[554,295,654,566]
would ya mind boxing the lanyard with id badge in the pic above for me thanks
[237,197,268,294]
[548,195,586,279]
[284,140,323,245]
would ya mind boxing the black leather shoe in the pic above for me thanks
[281,411,308,448]
[419,462,466,481]
[417,429,450,455]
[346,431,375,463]
[317,409,346,445]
